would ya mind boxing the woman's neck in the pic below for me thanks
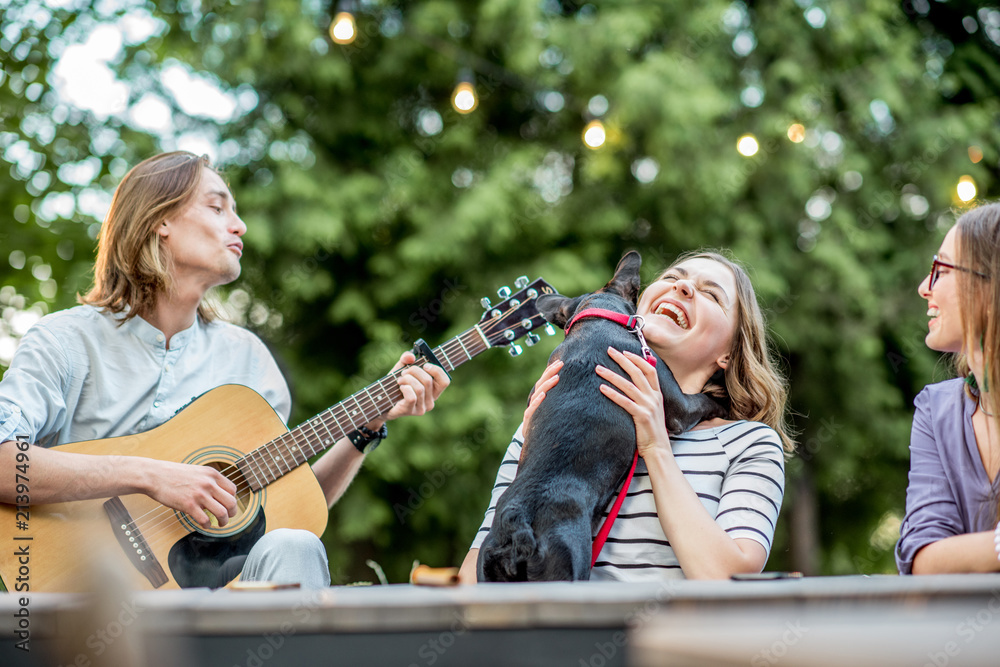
[675,364,718,395]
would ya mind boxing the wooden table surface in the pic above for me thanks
[2,574,999,666]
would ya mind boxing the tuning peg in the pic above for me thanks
[480,297,492,310]
[514,276,529,289]
[524,333,540,347]
[508,344,523,357]
[520,318,533,330]
[497,286,512,299]
[544,324,557,336]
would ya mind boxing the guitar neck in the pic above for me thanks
[237,326,491,490]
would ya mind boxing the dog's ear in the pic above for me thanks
[603,250,642,305]
[537,294,585,328]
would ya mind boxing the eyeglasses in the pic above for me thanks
[928,255,990,290]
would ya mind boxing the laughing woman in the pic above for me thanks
[459,250,796,582]
[897,203,1000,574]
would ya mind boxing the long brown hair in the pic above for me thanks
[662,250,796,453]
[953,203,1000,520]
[80,151,216,322]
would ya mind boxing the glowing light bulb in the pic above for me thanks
[583,120,606,149]
[737,134,759,156]
[451,81,478,114]
[787,123,805,143]
[957,175,977,202]
[330,12,356,44]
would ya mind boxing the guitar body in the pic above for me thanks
[0,385,328,592]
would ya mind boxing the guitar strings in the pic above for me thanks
[122,308,545,545]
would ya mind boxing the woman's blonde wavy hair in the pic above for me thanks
[80,151,217,322]
[660,250,796,453]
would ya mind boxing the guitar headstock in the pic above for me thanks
[478,277,559,356]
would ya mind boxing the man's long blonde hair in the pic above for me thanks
[80,151,216,322]
[662,250,796,453]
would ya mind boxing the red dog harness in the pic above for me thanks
[563,307,653,566]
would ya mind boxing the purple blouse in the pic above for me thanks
[896,378,998,574]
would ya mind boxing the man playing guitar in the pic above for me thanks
[0,152,450,589]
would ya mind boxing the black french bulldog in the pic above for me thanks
[477,250,727,582]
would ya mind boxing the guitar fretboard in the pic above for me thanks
[236,327,489,491]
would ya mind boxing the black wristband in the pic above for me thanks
[347,423,387,454]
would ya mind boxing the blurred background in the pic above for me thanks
[0,0,998,583]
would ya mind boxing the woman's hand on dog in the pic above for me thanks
[523,360,562,430]
[597,347,672,459]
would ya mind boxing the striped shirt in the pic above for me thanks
[471,420,785,581]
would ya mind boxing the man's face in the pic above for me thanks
[157,166,246,290]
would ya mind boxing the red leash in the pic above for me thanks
[563,307,653,566]
[592,449,639,566]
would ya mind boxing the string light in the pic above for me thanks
[787,123,805,143]
[957,175,977,202]
[968,146,983,164]
[736,134,759,156]
[326,10,613,135]
[330,1,357,45]
[451,69,478,114]
[582,120,606,149]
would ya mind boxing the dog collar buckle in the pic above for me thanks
[622,314,656,367]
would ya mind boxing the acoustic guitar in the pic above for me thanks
[0,277,555,592]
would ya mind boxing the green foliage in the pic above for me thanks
[1,0,999,581]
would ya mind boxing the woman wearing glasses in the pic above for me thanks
[896,203,1000,574]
